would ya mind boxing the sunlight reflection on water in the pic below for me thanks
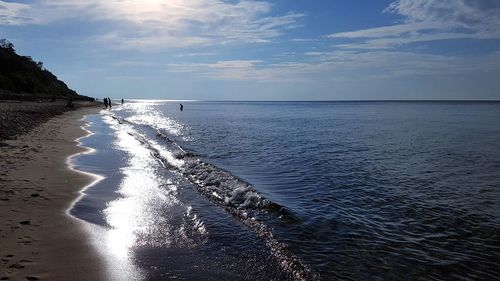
[126,102,185,137]
[87,113,207,280]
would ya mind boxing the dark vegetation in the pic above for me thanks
[0,38,93,101]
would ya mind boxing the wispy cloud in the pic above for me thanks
[167,51,500,82]
[168,60,268,81]
[290,38,318,42]
[174,52,217,58]
[0,0,303,50]
[0,1,32,25]
[327,0,500,49]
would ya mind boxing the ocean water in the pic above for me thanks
[71,101,500,281]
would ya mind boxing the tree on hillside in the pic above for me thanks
[0,39,15,52]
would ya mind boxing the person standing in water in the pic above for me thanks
[104,97,108,109]
[108,97,112,110]
[121,98,124,105]
[179,103,184,111]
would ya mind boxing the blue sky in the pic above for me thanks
[1,0,500,100]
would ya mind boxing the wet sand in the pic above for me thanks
[0,102,106,280]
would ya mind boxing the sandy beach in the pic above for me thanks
[0,101,106,281]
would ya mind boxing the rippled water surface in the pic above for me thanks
[73,101,500,280]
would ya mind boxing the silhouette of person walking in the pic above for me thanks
[104,97,108,109]
[108,97,112,110]
[121,98,124,105]
[179,103,184,111]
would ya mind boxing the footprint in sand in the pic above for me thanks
[27,193,48,201]
[4,259,35,277]
[0,254,14,264]
[17,236,34,246]
[8,263,24,270]
[6,262,24,275]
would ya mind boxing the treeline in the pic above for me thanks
[0,39,93,101]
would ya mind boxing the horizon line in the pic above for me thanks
[116,99,500,103]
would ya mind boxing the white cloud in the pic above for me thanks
[327,0,500,49]
[0,1,32,25]
[174,52,216,58]
[386,0,500,29]
[328,22,435,39]
[304,52,326,56]
[168,60,268,80]
[0,0,303,49]
[167,51,500,82]
[291,38,318,42]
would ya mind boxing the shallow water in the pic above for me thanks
[72,101,500,280]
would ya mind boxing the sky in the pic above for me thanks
[1,0,500,100]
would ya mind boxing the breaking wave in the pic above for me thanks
[107,113,319,281]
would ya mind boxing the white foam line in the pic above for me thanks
[66,116,106,218]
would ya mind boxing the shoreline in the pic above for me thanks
[0,103,107,280]
[66,120,105,218]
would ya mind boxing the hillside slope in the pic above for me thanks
[0,39,92,101]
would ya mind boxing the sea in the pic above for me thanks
[70,101,500,281]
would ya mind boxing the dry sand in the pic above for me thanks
[0,103,107,280]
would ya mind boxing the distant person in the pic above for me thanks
[108,97,112,110]
[179,103,184,111]
[121,98,124,105]
[104,97,108,109]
